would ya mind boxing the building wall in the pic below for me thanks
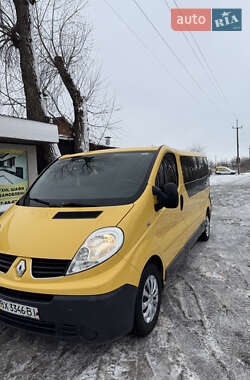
[0,143,37,212]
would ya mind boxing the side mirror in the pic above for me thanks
[153,183,179,211]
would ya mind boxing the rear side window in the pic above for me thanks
[180,156,209,197]
[156,153,178,188]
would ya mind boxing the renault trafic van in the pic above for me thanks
[0,146,211,342]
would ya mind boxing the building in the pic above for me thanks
[0,115,58,213]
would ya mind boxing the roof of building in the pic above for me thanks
[0,115,59,144]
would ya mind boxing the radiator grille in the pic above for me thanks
[0,253,17,273]
[31,258,71,278]
[0,287,53,303]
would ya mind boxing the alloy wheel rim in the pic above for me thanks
[142,275,159,323]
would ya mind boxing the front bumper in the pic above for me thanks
[0,284,137,343]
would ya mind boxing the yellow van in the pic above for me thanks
[0,146,211,342]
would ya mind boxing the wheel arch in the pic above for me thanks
[143,255,164,288]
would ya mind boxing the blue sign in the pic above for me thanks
[212,9,242,31]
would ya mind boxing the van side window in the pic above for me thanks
[155,162,165,188]
[156,153,178,188]
[180,156,209,197]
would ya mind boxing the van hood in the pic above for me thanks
[0,204,133,260]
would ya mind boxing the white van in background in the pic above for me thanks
[215,166,236,175]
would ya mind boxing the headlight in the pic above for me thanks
[66,227,124,275]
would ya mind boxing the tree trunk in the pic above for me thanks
[12,0,60,170]
[54,56,89,153]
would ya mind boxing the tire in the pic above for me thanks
[200,214,210,241]
[133,263,162,337]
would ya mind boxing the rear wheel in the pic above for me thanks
[133,263,161,337]
[200,214,210,241]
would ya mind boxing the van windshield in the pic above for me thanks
[23,151,157,207]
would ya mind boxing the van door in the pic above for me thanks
[153,152,186,268]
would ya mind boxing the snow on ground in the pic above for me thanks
[210,172,250,186]
[0,176,249,380]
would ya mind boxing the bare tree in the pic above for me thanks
[0,0,60,168]
[0,0,118,158]
[0,1,27,117]
[33,0,118,151]
[189,145,206,154]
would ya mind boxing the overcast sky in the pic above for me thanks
[86,0,249,161]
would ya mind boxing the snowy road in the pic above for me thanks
[0,175,249,380]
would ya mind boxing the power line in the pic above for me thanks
[171,0,238,119]
[103,0,200,102]
[164,0,224,96]
[131,0,221,111]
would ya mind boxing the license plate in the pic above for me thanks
[0,298,40,320]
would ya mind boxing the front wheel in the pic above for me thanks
[133,263,162,337]
[200,214,210,241]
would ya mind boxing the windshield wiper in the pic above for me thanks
[29,197,51,206]
[28,198,95,207]
[57,202,96,208]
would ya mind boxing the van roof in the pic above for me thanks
[60,146,206,160]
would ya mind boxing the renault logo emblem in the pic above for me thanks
[16,260,26,277]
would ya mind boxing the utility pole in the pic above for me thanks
[249,145,250,159]
[232,120,243,175]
